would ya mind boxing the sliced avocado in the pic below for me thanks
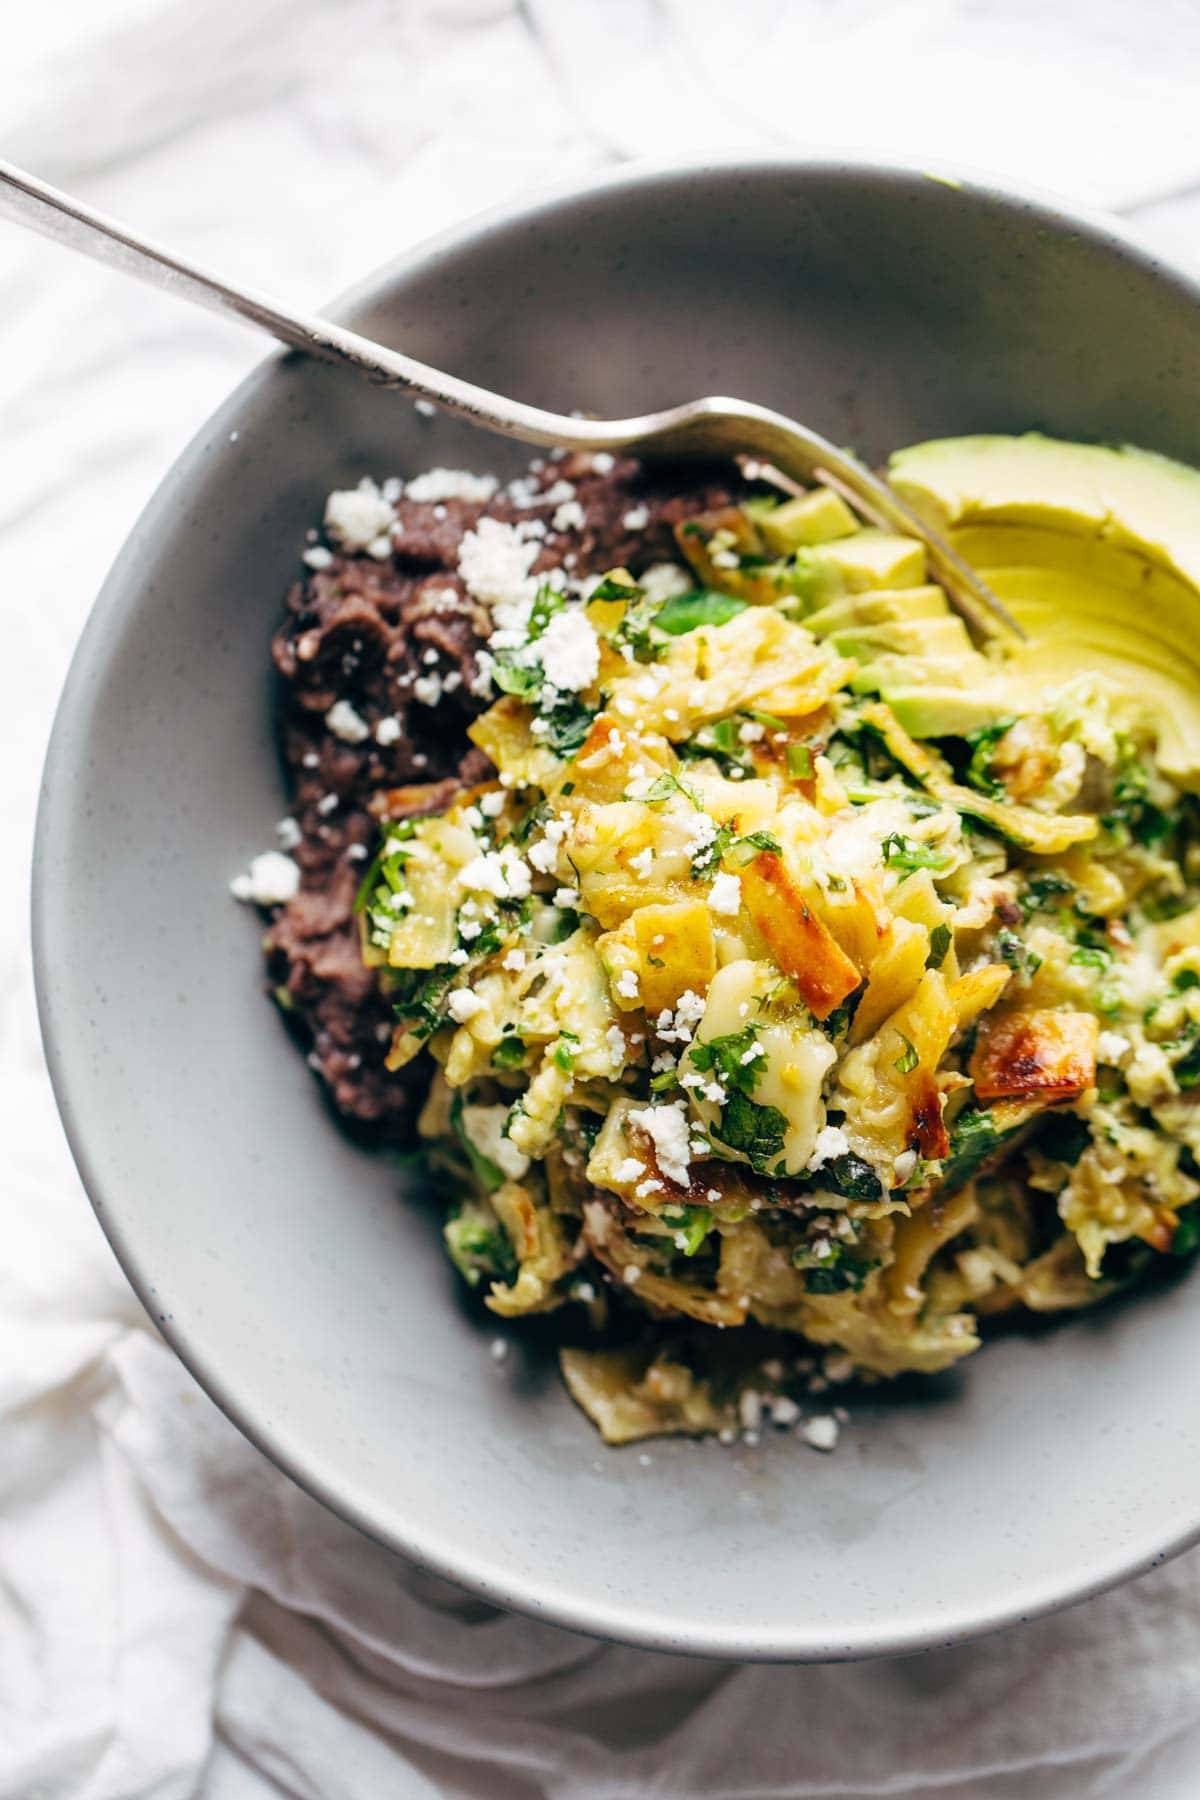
[889,433,1200,591]
[884,685,1015,739]
[820,529,927,592]
[757,489,859,554]
[832,616,975,661]
[847,651,988,692]
[805,585,950,634]
[888,433,1200,786]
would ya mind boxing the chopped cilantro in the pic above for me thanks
[794,1241,877,1294]
[655,589,748,635]
[894,1033,919,1075]
[940,1106,1011,1194]
[997,929,1042,976]
[881,832,951,874]
[391,964,455,1040]
[814,1153,883,1201]
[492,1036,527,1070]
[691,821,733,882]
[541,694,596,757]
[1103,743,1172,846]
[926,923,952,969]
[962,719,1014,798]
[550,907,580,942]
[1070,945,1112,970]
[819,1001,854,1041]
[637,770,703,809]
[712,1089,789,1172]
[689,1025,788,1175]
[1020,871,1075,919]
[662,1205,716,1255]
[589,574,641,602]
[444,1209,517,1287]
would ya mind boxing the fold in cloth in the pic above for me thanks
[5,2,1200,1796]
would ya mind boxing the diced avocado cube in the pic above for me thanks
[757,489,859,554]
[821,529,927,591]
[883,683,1015,738]
[805,585,950,636]
[831,616,974,660]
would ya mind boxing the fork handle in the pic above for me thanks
[0,155,591,446]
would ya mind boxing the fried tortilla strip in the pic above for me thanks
[970,1008,1099,1104]
[740,853,861,1019]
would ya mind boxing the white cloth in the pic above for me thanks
[5,3,1200,1795]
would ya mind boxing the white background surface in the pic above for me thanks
[6,3,1200,1795]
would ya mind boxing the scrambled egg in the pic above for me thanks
[354,494,1200,1443]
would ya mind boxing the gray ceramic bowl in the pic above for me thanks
[34,155,1200,1662]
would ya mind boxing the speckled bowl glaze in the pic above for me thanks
[34,155,1200,1661]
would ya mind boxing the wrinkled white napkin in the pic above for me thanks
[6,3,1200,1796]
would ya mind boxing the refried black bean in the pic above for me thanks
[263,453,745,1142]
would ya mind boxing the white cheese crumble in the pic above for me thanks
[639,562,692,604]
[552,498,586,533]
[458,517,540,613]
[303,545,333,570]
[538,609,600,692]
[374,715,402,746]
[615,969,641,1001]
[402,468,498,504]
[458,848,532,900]
[324,698,371,744]
[412,673,443,706]
[614,1156,646,1184]
[707,872,742,916]
[230,851,300,906]
[324,479,395,553]
[621,505,650,531]
[801,1415,840,1453]
[447,990,484,1023]
[275,817,302,851]
[628,1102,691,1188]
[1097,1030,1132,1064]
[630,847,654,877]
[527,816,568,873]
[806,1125,850,1173]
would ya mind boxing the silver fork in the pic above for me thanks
[0,157,1019,643]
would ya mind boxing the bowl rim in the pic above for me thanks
[32,148,1200,1663]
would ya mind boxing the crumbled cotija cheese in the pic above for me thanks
[538,609,600,692]
[324,478,395,552]
[801,1415,840,1453]
[458,517,540,612]
[458,849,532,900]
[325,698,371,744]
[707,872,742,915]
[628,1102,691,1188]
[402,468,498,504]
[806,1124,850,1172]
[230,851,300,905]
